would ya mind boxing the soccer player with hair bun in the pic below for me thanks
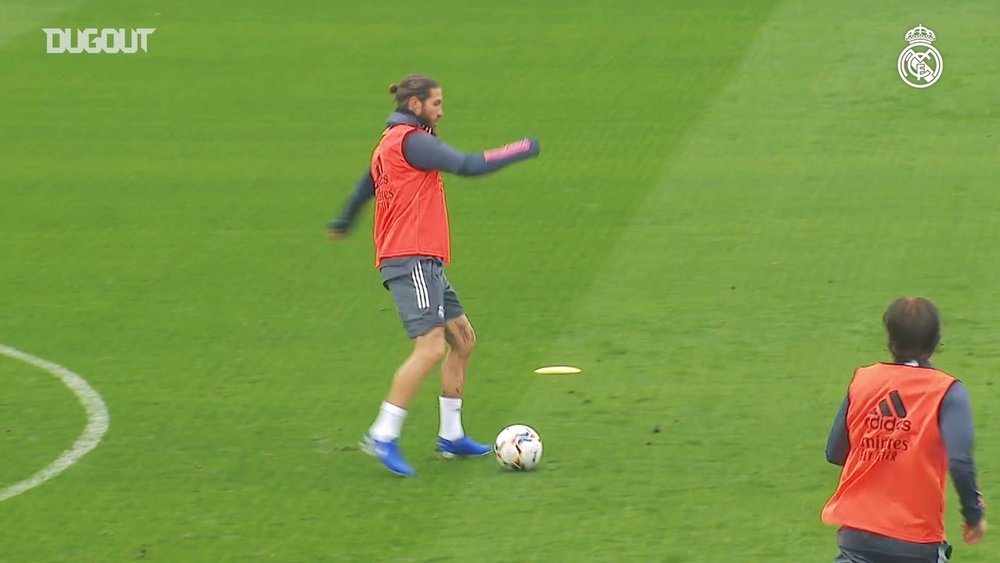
[331,74,540,476]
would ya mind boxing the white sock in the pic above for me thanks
[369,401,407,441]
[438,396,464,441]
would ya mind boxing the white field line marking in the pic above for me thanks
[0,344,110,502]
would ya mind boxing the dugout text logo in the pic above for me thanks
[898,24,942,88]
[43,28,156,54]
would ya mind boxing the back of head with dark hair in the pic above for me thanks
[883,297,941,362]
[389,74,439,109]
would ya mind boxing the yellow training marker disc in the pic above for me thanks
[533,366,582,375]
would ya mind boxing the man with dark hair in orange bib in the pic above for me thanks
[822,297,986,562]
[340,74,540,476]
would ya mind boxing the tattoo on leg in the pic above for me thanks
[459,324,474,347]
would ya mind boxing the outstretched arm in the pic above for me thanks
[328,172,375,236]
[404,133,540,176]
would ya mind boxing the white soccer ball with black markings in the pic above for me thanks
[494,424,542,471]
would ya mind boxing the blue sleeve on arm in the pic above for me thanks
[328,171,374,232]
[940,381,985,526]
[826,396,850,466]
[404,133,538,176]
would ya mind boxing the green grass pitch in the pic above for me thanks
[1,0,998,561]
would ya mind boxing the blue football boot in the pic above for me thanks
[435,435,492,458]
[360,434,416,477]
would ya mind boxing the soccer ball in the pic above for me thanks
[494,424,543,471]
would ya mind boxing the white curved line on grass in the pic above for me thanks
[0,344,110,502]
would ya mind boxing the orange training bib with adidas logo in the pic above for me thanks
[822,363,956,542]
[371,125,450,268]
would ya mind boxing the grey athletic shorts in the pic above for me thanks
[835,528,951,563]
[380,257,465,339]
